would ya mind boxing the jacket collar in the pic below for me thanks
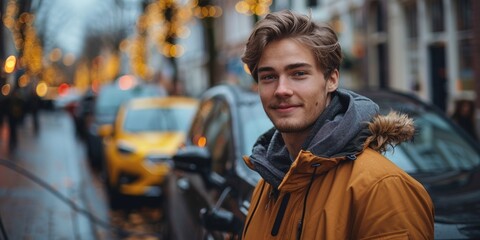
[277,150,348,192]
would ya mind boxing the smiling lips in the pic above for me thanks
[271,103,301,113]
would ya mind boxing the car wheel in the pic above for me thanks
[162,174,175,239]
[160,184,172,240]
[103,161,124,209]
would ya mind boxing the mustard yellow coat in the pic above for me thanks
[243,112,434,239]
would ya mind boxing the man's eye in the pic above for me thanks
[260,75,276,81]
[293,71,306,77]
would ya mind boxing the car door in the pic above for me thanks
[166,95,236,240]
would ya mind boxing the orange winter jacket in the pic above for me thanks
[242,99,435,240]
[243,148,434,239]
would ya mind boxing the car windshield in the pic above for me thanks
[95,83,165,124]
[123,106,196,133]
[379,102,480,173]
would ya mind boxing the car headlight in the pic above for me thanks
[117,142,135,154]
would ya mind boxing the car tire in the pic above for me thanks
[103,161,124,210]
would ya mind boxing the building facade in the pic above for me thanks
[176,0,479,128]
[288,0,478,117]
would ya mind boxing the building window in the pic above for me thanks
[307,0,319,7]
[403,1,420,92]
[369,1,386,32]
[456,0,472,31]
[404,2,418,39]
[458,39,474,91]
[427,0,444,32]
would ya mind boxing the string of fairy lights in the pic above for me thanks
[3,0,43,82]
[2,0,66,97]
[235,0,272,16]
[128,0,225,80]
[1,0,272,97]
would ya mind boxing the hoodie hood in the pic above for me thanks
[246,89,415,190]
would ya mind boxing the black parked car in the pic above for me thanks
[168,87,480,239]
[72,88,96,140]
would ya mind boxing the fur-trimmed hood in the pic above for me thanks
[366,111,415,153]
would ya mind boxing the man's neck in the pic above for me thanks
[281,130,310,159]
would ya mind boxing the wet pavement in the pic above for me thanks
[0,109,168,240]
[0,110,112,240]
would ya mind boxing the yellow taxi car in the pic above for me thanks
[98,96,198,205]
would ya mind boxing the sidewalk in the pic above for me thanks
[0,110,113,240]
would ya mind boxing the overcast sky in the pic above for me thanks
[34,0,126,56]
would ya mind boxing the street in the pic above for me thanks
[0,109,165,240]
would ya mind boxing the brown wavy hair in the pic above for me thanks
[241,10,343,82]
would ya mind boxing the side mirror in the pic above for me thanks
[172,145,211,173]
[200,207,243,234]
[97,124,113,137]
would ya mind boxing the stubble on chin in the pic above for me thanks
[271,119,312,133]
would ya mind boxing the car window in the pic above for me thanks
[123,106,196,132]
[188,98,235,174]
[189,99,216,146]
[205,100,234,174]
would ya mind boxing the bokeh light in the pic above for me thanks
[57,83,70,96]
[118,75,136,90]
[1,84,11,96]
[36,81,48,97]
[4,55,16,73]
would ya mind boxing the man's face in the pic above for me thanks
[257,38,338,133]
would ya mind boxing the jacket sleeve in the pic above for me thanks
[352,175,435,240]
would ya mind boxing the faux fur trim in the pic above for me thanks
[365,111,415,153]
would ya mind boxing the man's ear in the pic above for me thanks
[327,69,339,93]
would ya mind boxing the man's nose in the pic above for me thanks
[274,75,293,97]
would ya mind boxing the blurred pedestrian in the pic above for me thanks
[6,89,25,150]
[241,10,434,239]
[26,89,41,135]
[451,99,478,141]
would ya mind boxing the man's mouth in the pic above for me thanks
[271,103,300,112]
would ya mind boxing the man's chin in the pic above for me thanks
[274,123,307,133]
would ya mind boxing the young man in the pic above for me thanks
[241,10,434,239]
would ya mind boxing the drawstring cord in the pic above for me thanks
[297,163,320,240]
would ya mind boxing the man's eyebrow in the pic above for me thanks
[257,66,274,73]
[285,62,312,70]
[257,63,312,73]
